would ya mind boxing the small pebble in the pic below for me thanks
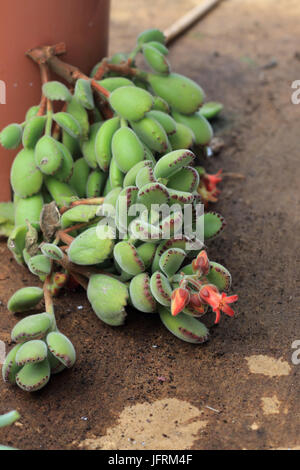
[157,376,166,382]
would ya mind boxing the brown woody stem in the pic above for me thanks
[87,57,148,84]
[69,272,88,290]
[37,95,47,116]
[43,272,55,321]
[27,43,110,98]
[60,197,104,215]
[93,59,108,80]
[104,61,147,81]
[57,231,74,245]
[62,221,98,233]
[37,63,50,116]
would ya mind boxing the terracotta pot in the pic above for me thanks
[0,0,110,201]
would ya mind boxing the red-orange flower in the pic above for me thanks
[192,250,210,276]
[171,287,190,316]
[199,284,238,324]
[204,170,222,193]
[197,170,222,204]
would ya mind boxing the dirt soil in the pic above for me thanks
[0,0,299,450]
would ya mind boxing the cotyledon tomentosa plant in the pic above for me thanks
[0,28,237,393]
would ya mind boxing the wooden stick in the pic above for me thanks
[164,0,222,44]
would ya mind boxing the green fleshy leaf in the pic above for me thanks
[87,274,128,326]
[199,102,223,120]
[42,81,72,102]
[206,261,232,291]
[68,226,114,265]
[204,212,226,240]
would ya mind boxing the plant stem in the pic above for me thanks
[120,117,128,128]
[37,63,50,116]
[62,218,101,234]
[47,56,110,97]
[27,43,110,99]
[57,231,74,245]
[69,272,88,290]
[128,45,141,61]
[45,101,53,136]
[105,61,148,81]
[93,59,108,80]
[43,273,56,329]
[37,95,47,116]
[60,197,104,214]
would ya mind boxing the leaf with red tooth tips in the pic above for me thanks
[130,273,157,313]
[154,149,195,179]
[46,332,76,368]
[167,166,199,193]
[123,160,153,188]
[114,241,145,276]
[150,271,172,306]
[159,306,209,344]
[204,212,226,240]
[15,340,47,367]
[151,236,190,272]
[168,188,194,207]
[159,248,186,278]
[41,243,64,261]
[115,186,139,232]
[138,182,169,210]
[11,313,52,343]
[16,359,50,392]
[136,243,157,269]
[206,262,232,291]
[2,344,22,384]
[136,165,156,189]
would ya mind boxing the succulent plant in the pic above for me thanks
[0,28,237,394]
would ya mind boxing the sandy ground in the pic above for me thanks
[0,0,299,450]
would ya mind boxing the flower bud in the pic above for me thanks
[192,250,210,276]
[171,286,190,316]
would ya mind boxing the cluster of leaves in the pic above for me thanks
[0,28,237,393]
